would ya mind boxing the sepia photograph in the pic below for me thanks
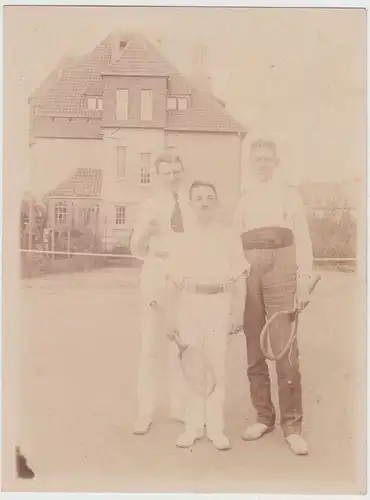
[2,4,367,495]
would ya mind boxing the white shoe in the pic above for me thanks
[285,434,308,455]
[133,417,152,435]
[242,422,274,441]
[176,431,203,448]
[209,433,231,451]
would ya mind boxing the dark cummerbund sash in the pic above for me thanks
[241,226,294,250]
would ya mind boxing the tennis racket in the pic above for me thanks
[260,273,321,363]
[166,269,250,397]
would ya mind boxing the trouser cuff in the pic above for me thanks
[282,426,302,437]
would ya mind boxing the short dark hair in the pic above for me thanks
[154,151,184,174]
[250,138,277,156]
[189,181,218,200]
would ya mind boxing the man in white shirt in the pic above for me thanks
[167,181,249,450]
[234,139,313,456]
[130,151,192,435]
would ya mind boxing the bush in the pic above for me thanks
[307,210,356,259]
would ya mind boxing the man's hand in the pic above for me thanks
[228,321,244,336]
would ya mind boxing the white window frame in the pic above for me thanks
[166,96,188,111]
[140,90,153,121]
[115,205,126,226]
[87,97,103,111]
[116,89,129,121]
[139,152,151,185]
[116,145,127,181]
[54,202,68,226]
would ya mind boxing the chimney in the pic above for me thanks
[192,43,211,92]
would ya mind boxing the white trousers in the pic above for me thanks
[177,291,231,439]
[136,258,185,420]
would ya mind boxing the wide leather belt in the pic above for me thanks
[241,226,294,250]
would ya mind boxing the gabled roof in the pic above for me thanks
[31,31,246,135]
[103,32,179,77]
[48,168,103,198]
[29,56,78,103]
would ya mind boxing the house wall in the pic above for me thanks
[102,75,167,128]
[99,127,165,244]
[29,129,243,249]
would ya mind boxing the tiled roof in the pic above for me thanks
[48,168,103,198]
[29,56,78,103]
[31,31,246,135]
[167,88,243,133]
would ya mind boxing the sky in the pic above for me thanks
[4,6,367,189]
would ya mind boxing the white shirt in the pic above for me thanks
[168,221,249,286]
[238,181,289,231]
[233,180,313,276]
[130,187,194,261]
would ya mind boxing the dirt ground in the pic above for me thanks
[9,267,366,493]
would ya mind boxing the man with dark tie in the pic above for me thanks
[130,151,191,435]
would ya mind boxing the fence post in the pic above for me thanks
[94,206,99,254]
[51,202,55,272]
[28,199,33,251]
[104,216,108,253]
[67,201,73,272]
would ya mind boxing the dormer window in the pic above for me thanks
[167,96,189,111]
[87,97,103,111]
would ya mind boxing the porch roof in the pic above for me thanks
[48,168,103,198]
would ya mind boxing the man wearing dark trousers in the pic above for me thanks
[234,139,313,455]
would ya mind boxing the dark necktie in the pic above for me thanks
[170,192,184,233]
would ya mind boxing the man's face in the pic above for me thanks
[250,146,279,182]
[190,185,218,223]
[157,161,184,191]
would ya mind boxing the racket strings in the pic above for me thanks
[261,310,299,364]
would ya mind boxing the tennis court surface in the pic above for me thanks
[11,268,365,493]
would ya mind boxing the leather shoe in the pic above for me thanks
[242,422,274,441]
[285,434,308,455]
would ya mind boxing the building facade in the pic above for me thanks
[28,31,246,250]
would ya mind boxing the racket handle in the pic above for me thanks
[307,274,321,294]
